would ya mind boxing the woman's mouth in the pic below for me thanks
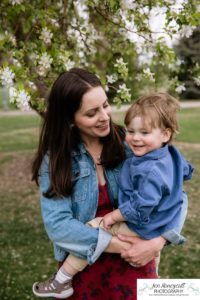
[96,122,109,129]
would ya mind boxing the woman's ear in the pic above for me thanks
[162,128,172,143]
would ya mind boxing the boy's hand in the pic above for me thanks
[103,213,116,230]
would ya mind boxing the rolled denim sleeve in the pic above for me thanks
[162,191,188,245]
[39,156,112,264]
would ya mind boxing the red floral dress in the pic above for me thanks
[59,184,157,300]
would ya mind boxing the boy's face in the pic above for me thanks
[125,116,171,156]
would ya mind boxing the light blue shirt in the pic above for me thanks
[118,145,193,240]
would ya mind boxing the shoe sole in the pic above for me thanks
[32,282,74,299]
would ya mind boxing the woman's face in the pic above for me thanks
[74,86,112,143]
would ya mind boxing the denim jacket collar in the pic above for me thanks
[72,143,87,157]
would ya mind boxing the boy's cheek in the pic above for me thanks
[125,134,131,144]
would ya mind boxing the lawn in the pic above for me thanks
[0,109,200,299]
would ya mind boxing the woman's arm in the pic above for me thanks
[39,155,112,265]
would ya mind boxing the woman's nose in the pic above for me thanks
[99,109,109,121]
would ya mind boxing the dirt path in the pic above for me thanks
[176,141,200,149]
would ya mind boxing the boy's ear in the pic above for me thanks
[162,128,172,143]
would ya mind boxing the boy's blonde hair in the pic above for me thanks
[124,92,180,143]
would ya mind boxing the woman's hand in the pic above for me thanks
[118,235,166,266]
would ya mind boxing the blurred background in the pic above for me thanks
[0,1,200,299]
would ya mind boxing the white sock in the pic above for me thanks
[55,266,72,283]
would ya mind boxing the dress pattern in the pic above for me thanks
[58,184,157,300]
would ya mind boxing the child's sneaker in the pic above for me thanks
[32,273,74,299]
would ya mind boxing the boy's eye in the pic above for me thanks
[126,129,134,135]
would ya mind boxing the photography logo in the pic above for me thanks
[137,279,200,300]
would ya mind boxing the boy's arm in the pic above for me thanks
[183,159,194,181]
[103,209,125,230]
[118,170,163,226]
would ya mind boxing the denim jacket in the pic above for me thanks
[38,143,188,263]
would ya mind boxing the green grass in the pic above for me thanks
[177,108,200,143]
[0,112,200,299]
[0,115,41,152]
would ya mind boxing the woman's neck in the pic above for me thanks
[83,139,103,164]
[82,136,101,149]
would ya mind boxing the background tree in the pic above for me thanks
[0,0,199,113]
[173,26,200,99]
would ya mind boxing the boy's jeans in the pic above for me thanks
[66,217,160,273]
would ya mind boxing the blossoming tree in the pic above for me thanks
[173,26,200,99]
[0,0,199,113]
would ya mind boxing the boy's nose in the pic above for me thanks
[132,133,140,140]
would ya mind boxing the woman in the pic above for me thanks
[32,68,187,300]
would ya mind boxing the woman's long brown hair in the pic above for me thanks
[32,68,126,198]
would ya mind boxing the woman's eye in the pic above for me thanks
[86,111,96,117]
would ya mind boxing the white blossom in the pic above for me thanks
[16,90,31,111]
[9,35,16,46]
[9,87,17,103]
[179,25,195,38]
[58,52,75,70]
[114,58,127,67]
[143,68,155,82]
[117,83,131,102]
[12,58,22,67]
[106,74,118,84]
[64,60,75,70]
[121,0,137,10]
[175,84,186,94]
[49,18,60,28]
[67,20,99,56]
[9,87,31,111]
[135,68,155,82]
[27,81,37,90]
[10,0,23,5]
[135,74,142,82]
[39,27,53,45]
[175,59,184,67]
[0,67,15,87]
[73,0,89,21]
[194,76,200,86]
[78,51,85,58]
[3,31,16,46]
[118,83,130,93]
[37,53,53,76]
[114,58,128,77]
